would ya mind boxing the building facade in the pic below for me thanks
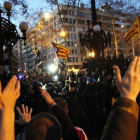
[17,3,135,72]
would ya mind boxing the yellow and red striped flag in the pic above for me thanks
[124,17,140,45]
[52,42,71,59]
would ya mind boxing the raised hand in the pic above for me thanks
[15,104,33,125]
[0,75,20,140]
[0,75,20,111]
[113,56,140,101]
[39,87,56,108]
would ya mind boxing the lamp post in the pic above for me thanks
[0,1,28,74]
[76,0,112,76]
[76,0,111,59]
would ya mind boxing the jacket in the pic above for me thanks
[100,97,139,140]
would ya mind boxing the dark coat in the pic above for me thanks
[101,97,139,140]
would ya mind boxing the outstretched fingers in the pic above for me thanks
[29,108,33,115]
[113,65,122,88]
[127,56,138,74]
[22,104,25,114]
[15,80,20,99]
[134,56,140,74]
[16,107,22,116]
[5,75,17,91]
[25,106,28,114]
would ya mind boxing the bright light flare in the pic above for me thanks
[49,64,57,73]
[121,25,125,28]
[60,31,66,37]
[54,75,58,80]
[89,51,95,58]
[44,13,51,19]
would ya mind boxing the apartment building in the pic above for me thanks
[17,3,133,72]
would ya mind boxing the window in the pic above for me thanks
[75,49,77,54]
[81,57,83,62]
[73,57,75,62]
[101,17,111,21]
[73,19,75,23]
[65,18,69,23]
[78,20,85,24]
[69,18,72,23]
[72,49,74,54]
[74,34,76,39]
[76,57,78,62]
[71,42,74,46]
[87,14,92,18]
[72,11,74,16]
[71,27,76,31]
[74,42,77,47]
[68,11,71,16]
[67,41,70,46]
[61,9,67,15]
[67,57,72,62]
[71,34,73,39]
[78,12,85,17]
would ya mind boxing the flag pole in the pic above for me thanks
[132,38,135,57]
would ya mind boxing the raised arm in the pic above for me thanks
[0,75,20,140]
[101,56,140,140]
[40,87,79,140]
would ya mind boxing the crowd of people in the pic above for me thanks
[0,57,140,140]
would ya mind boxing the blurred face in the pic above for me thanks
[0,68,4,75]
[69,86,76,92]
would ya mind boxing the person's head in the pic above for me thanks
[69,82,77,92]
[54,98,68,114]
[46,83,55,94]
[57,82,62,89]
[65,80,70,88]
[25,112,62,140]
[107,74,112,81]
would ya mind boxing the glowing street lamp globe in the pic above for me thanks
[44,13,51,19]
[60,31,66,37]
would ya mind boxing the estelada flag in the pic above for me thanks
[52,42,71,59]
[124,17,140,45]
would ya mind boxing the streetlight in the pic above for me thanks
[89,51,95,58]
[76,0,111,59]
[0,1,28,74]
[60,31,67,37]
[44,13,51,20]
[76,0,112,76]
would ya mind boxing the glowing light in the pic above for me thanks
[60,31,66,37]
[121,25,125,28]
[89,51,95,58]
[54,75,58,80]
[44,13,51,19]
[48,64,57,73]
